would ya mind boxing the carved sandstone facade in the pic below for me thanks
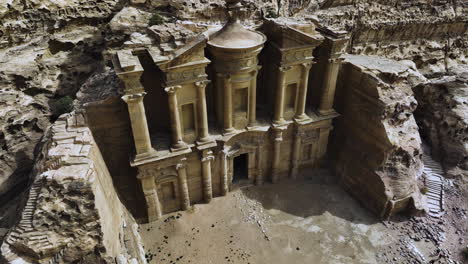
[112,2,348,222]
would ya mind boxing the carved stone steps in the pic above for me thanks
[422,150,444,218]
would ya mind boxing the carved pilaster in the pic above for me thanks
[256,143,264,185]
[221,148,229,195]
[176,158,190,210]
[271,129,284,183]
[318,57,344,115]
[201,150,214,202]
[290,129,305,179]
[138,167,162,222]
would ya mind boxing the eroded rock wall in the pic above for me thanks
[0,112,145,264]
[331,55,427,218]
[413,66,468,179]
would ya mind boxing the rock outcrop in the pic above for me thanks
[413,66,468,179]
[0,0,122,206]
[1,112,146,264]
[331,55,427,218]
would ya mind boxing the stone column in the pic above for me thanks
[201,150,214,202]
[176,159,190,210]
[290,130,303,179]
[221,148,229,195]
[122,93,155,158]
[295,62,313,121]
[271,129,283,183]
[255,144,264,185]
[273,66,291,125]
[248,67,260,127]
[319,58,342,115]
[195,80,211,143]
[138,168,162,222]
[165,85,187,151]
[222,74,235,134]
[273,66,291,124]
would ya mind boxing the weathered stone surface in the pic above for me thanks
[0,112,146,264]
[331,55,427,218]
[413,66,468,179]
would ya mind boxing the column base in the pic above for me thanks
[171,141,190,153]
[318,108,338,116]
[135,148,158,162]
[273,118,287,126]
[294,115,312,125]
[223,128,236,136]
[196,138,217,149]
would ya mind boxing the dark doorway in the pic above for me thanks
[233,154,248,183]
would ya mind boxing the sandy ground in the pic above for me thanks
[139,170,400,264]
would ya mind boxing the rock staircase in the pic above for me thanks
[422,151,445,218]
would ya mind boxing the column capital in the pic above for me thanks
[165,85,182,94]
[328,57,345,64]
[301,62,313,70]
[137,166,158,179]
[202,150,215,161]
[176,157,188,170]
[121,92,146,103]
[279,65,293,72]
[250,66,262,76]
[195,80,210,89]
[118,71,145,95]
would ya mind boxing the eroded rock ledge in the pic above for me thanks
[331,55,427,218]
[1,113,145,264]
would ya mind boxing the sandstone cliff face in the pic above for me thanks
[413,66,468,179]
[311,1,468,74]
[331,55,427,218]
[0,0,123,204]
[1,112,145,264]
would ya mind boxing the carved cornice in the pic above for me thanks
[165,66,207,84]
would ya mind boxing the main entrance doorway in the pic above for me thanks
[233,154,248,183]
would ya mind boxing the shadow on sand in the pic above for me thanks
[240,168,379,225]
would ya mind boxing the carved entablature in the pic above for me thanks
[164,65,208,86]
[281,47,314,64]
[212,56,260,73]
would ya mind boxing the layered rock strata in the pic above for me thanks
[0,112,145,264]
[331,55,427,218]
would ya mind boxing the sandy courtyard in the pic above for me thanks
[139,169,401,264]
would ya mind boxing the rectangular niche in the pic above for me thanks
[234,87,248,118]
[181,103,196,141]
[285,83,297,112]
